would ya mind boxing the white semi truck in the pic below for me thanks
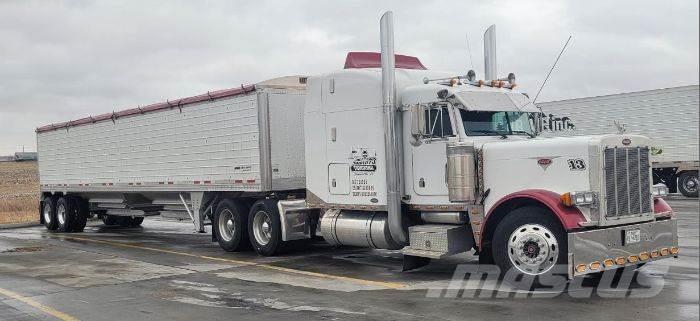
[538,85,699,198]
[36,12,678,279]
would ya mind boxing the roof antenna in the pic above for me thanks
[533,35,572,104]
[466,33,474,70]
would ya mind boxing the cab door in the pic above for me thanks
[411,105,457,196]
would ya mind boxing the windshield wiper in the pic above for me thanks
[511,130,535,138]
[470,130,507,139]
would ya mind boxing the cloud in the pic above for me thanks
[0,0,697,154]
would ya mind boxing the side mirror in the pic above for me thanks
[410,104,427,137]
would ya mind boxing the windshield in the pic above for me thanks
[459,109,535,137]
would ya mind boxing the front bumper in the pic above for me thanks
[568,218,678,277]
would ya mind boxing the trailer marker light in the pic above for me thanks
[670,247,679,255]
[650,250,659,258]
[615,257,626,265]
[576,264,587,273]
[628,255,638,263]
[639,252,649,261]
[589,261,601,270]
[660,248,669,256]
[603,259,614,267]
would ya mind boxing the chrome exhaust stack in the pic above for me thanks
[380,11,407,248]
[484,24,497,81]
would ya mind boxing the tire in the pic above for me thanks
[248,199,283,256]
[117,217,144,227]
[55,196,80,233]
[492,206,567,282]
[70,197,89,232]
[213,199,250,252]
[678,171,699,198]
[102,215,120,226]
[129,217,145,227]
[42,196,58,231]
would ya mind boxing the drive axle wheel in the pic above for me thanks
[492,206,567,280]
[213,199,250,252]
[55,196,83,233]
[678,171,699,198]
[248,199,283,256]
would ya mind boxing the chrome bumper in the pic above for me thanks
[568,218,678,277]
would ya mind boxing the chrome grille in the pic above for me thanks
[604,147,652,217]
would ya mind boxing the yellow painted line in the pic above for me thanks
[61,235,406,290]
[0,287,79,321]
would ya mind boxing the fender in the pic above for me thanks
[480,189,586,248]
[653,197,673,218]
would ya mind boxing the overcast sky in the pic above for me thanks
[0,0,698,154]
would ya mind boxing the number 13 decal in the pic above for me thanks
[567,158,586,171]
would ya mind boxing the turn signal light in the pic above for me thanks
[561,193,573,206]
[650,250,659,258]
[604,259,614,267]
[628,255,639,263]
[589,261,601,270]
[670,247,679,255]
[639,252,649,261]
[615,257,626,265]
[660,248,669,256]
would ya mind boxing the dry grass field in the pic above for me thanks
[0,161,38,225]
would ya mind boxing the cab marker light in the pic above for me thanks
[615,257,627,265]
[639,252,649,261]
[660,248,669,256]
[576,264,587,273]
[628,255,639,263]
[670,247,679,255]
[589,261,601,270]
[603,259,614,267]
[650,250,659,258]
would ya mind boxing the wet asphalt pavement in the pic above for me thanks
[0,198,697,321]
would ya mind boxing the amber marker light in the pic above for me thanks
[628,255,639,263]
[589,261,601,270]
[615,257,626,265]
[639,252,649,261]
[604,259,614,267]
[660,248,669,256]
[561,192,573,207]
[670,247,679,255]
[576,264,587,273]
[650,250,659,258]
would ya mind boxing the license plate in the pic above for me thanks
[625,229,641,244]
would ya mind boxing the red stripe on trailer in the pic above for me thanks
[194,181,201,185]
[234,179,243,184]
[167,181,174,185]
[344,52,427,70]
[158,182,164,185]
[203,180,211,184]
[246,179,256,184]
[36,84,257,133]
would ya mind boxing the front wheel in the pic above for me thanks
[678,171,699,198]
[492,206,567,279]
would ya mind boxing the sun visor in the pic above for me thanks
[454,91,540,113]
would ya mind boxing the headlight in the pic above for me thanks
[561,191,597,207]
[652,184,668,198]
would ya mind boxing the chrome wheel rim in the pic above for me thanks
[57,203,66,226]
[252,211,272,246]
[684,176,698,193]
[507,224,558,275]
[218,209,235,242]
[43,202,52,224]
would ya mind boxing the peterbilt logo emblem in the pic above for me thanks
[622,138,631,145]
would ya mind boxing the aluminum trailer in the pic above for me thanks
[538,85,699,197]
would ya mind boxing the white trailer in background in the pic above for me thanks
[538,85,699,197]
[36,12,679,282]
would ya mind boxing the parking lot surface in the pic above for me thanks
[0,198,697,321]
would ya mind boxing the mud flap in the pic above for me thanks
[402,255,431,271]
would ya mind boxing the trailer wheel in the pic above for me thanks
[213,199,249,252]
[42,196,58,231]
[492,206,567,282]
[70,197,89,232]
[55,196,80,233]
[678,171,699,198]
[248,199,283,256]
